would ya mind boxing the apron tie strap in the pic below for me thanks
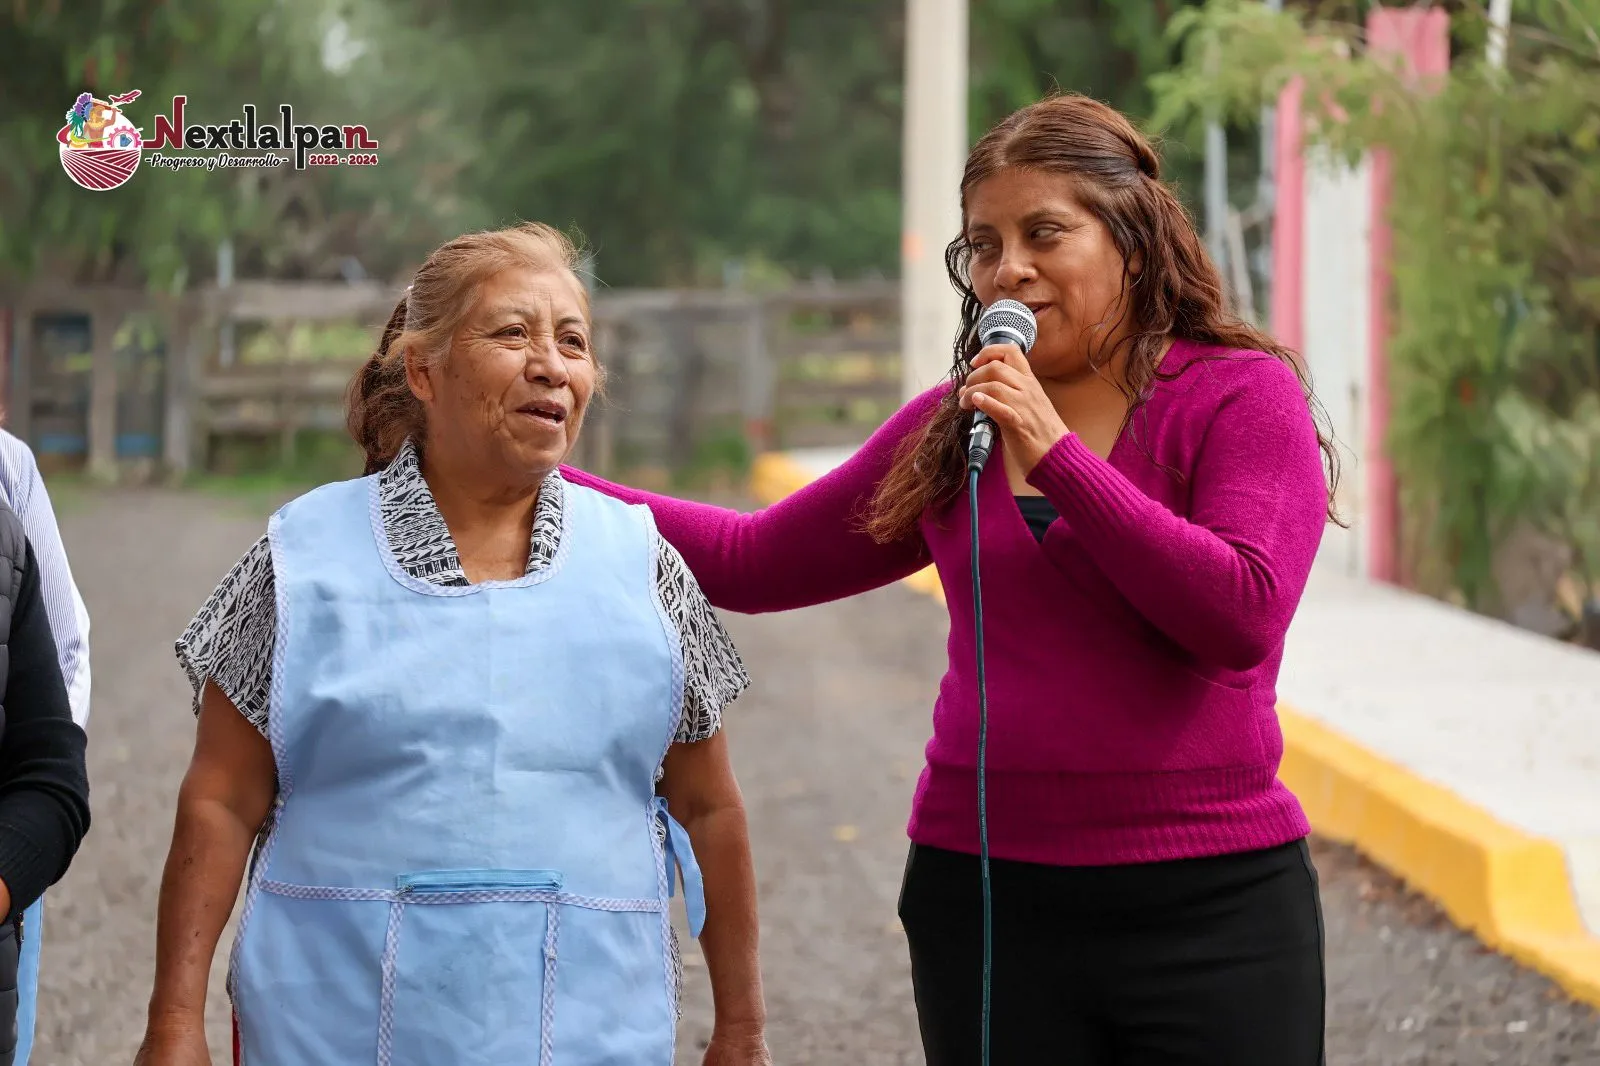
[654,797,707,939]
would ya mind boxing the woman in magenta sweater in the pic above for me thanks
[563,93,1339,1064]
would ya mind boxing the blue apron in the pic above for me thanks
[229,473,705,1065]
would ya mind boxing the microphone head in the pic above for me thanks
[977,299,1038,356]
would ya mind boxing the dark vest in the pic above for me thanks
[0,501,26,1066]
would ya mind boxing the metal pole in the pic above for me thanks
[217,238,236,368]
[1205,120,1229,274]
[900,0,968,400]
[740,297,773,453]
[1486,0,1512,69]
[1200,13,1233,278]
[1256,0,1283,321]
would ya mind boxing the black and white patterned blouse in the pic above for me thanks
[176,439,750,745]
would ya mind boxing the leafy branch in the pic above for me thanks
[1150,0,1600,622]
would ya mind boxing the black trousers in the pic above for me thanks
[897,838,1326,1066]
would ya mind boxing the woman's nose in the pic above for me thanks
[525,339,569,385]
[993,250,1037,293]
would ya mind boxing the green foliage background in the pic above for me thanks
[1151,0,1600,616]
[2,0,1211,292]
[12,0,1596,622]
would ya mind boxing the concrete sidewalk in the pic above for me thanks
[1277,562,1600,1005]
[753,447,1600,1011]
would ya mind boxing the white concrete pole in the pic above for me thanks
[1204,122,1229,273]
[900,0,969,400]
[1202,33,1229,276]
[1486,0,1513,69]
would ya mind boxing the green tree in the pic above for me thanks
[366,0,1222,287]
[0,0,476,290]
[389,0,904,287]
[971,0,1219,211]
[1151,0,1600,618]
[5,0,1229,293]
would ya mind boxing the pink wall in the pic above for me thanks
[1365,7,1451,585]
[1269,77,1307,357]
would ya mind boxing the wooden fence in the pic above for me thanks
[186,281,902,479]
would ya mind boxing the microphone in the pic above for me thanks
[964,298,1036,1066]
[966,299,1038,473]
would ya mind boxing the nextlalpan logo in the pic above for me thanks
[59,91,381,192]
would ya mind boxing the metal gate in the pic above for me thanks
[28,313,92,470]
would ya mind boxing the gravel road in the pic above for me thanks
[29,486,1600,1064]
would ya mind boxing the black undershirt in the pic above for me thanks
[1014,495,1059,543]
[0,541,91,918]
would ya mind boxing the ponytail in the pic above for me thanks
[346,297,423,475]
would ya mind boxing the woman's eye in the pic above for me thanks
[561,334,590,353]
[499,325,527,339]
[1031,226,1058,241]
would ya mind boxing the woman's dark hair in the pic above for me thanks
[864,92,1342,542]
[347,222,593,475]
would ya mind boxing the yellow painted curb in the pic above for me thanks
[1277,709,1600,1005]
[748,449,1600,1010]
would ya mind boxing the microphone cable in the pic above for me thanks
[963,299,1034,1066]
[968,464,993,1066]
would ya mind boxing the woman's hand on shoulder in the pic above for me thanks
[959,343,1070,473]
[702,1021,772,1066]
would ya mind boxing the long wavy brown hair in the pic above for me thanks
[864,93,1342,543]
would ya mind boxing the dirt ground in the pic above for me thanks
[32,486,1600,1064]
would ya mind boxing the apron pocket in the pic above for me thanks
[385,870,562,1066]
[233,891,391,1064]
[397,869,563,894]
[547,905,674,1065]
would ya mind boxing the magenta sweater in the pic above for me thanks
[563,340,1329,865]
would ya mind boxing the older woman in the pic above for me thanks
[134,223,769,1066]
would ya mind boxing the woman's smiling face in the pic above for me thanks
[410,265,597,479]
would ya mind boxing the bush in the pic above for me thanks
[1151,0,1600,622]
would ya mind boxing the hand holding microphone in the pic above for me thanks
[960,300,1069,475]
